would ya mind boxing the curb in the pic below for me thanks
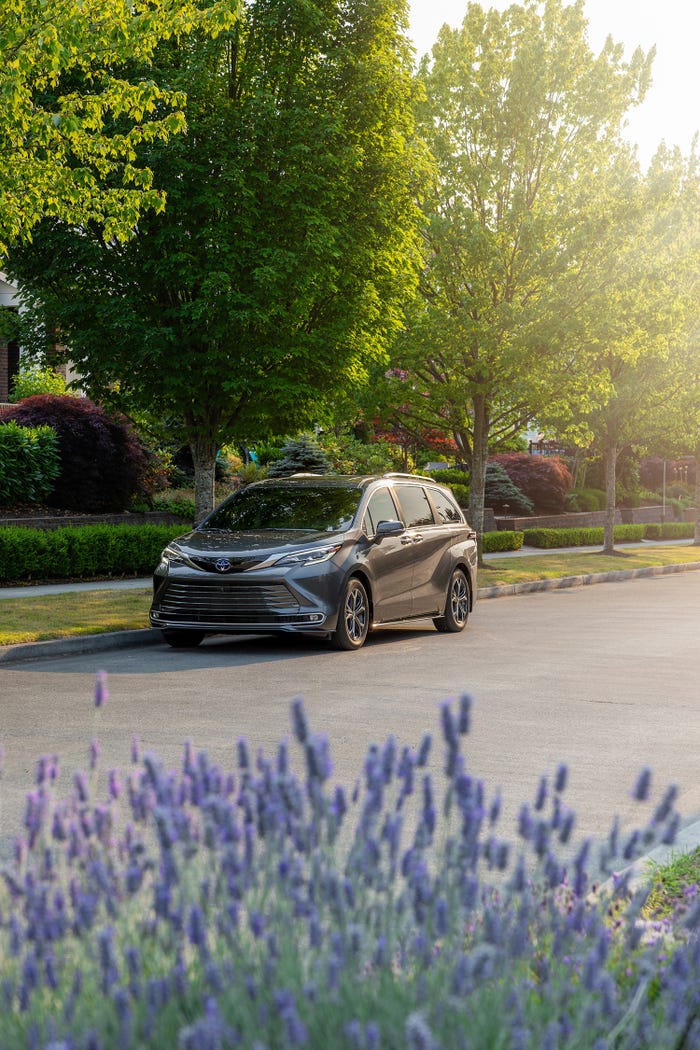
[0,628,160,665]
[2,560,699,665]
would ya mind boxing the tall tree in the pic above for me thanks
[0,0,235,258]
[10,0,426,520]
[541,147,700,552]
[388,0,652,559]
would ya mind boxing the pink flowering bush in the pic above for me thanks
[0,686,698,1048]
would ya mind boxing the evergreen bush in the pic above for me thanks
[267,434,331,477]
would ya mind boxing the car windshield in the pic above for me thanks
[201,483,363,533]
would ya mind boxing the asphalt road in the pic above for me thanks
[2,572,699,866]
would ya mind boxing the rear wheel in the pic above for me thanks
[162,628,205,649]
[332,578,370,650]
[433,569,470,634]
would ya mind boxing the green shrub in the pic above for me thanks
[151,495,196,521]
[644,522,695,540]
[8,364,73,401]
[483,530,524,553]
[428,468,470,486]
[449,482,469,507]
[267,433,331,477]
[566,487,606,512]
[523,525,645,548]
[0,523,185,582]
[0,420,60,505]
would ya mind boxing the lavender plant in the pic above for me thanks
[1,684,699,1049]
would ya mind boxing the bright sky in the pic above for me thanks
[408,0,700,167]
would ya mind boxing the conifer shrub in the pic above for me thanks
[491,453,573,513]
[267,433,331,477]
[1,395,149,512]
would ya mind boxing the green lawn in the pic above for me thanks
[2,543,700,646]
[0,588,152,645]
[482,544,700,587]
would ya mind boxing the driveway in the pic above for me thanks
[2,572,699,867]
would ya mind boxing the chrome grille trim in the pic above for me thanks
[157,578,300,625]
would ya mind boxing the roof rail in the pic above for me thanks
[383,472,435,482]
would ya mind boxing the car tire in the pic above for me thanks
[162,628,205,648]
[332,577,370,651]
[433,569,470,633]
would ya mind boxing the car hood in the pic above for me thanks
[170,528,347,569]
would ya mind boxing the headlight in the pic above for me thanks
[274,544,342,568]
[160,544,185,568]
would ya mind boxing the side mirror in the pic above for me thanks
[375,519,405,539]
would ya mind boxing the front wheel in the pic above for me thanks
[332,578,370,651]
[162,628,205,649]
[433,569,470,634]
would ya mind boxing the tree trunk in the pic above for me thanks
[190,435,218,524]
[602,441,617,554]
[694,441,700,546]
[467,395,490,568]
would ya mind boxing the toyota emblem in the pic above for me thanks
[214,558,232,573]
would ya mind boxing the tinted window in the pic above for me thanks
[203,484,362,532]
[394,485,435,528]
[429,487,463,524]
[363,488,400,535]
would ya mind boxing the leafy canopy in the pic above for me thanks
[0,0,236,258]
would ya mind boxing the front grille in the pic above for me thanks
[157,578,301,625]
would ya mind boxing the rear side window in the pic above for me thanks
[429,487,464,524]
[394,485,435,528]
[363,488,400,536]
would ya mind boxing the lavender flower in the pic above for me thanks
[93,671,109,708]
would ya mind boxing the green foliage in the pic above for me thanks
[484,463,534,516]
[0,0,236,256]
[567,488,607,512]
[0,421,60,504]
[428,468,470,486]
[392,0,653,537]
[9,0,425,521]
[483,530,525,553]
[450,483,470,508]
[643,522,695,540]
[8,365,73,401]
[267,434,331,478]
[151,495,196,522]
[524,525,646,548]
[0,524,184,582]
[322,434,406,475]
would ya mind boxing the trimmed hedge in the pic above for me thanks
[0,524,187,583]
[523,524,646,548]
[483,529,524,553]
[0,421,60,505]
[644,522,695,540]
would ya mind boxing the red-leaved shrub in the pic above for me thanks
[490,453,573,514]
[2,395,149,512]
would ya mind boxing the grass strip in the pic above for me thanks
[2,544,700,646]
[0,588,151,645]
[481,544,700,587]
